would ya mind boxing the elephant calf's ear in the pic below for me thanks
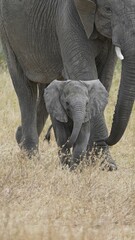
[87,80,109,118]
[44,80,68,123]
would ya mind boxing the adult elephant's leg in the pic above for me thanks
[3,43,38,154]
[88,114,117,171]
[15,76,38,154]
[87,41,117,170]
[37,84,49,136]
[51,118,72,166]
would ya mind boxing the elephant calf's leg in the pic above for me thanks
[70,122,90,170]
[58,147,71,166]
[52,119,71,166]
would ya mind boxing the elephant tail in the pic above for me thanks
[44,124,53,143]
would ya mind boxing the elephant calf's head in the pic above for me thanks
[44,79,108,148]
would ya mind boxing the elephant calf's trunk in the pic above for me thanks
[65,112,84,148]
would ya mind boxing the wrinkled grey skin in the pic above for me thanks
[44,80,108,169]
[0,0,134,162]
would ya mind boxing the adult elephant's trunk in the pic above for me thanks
[106,48,135,146]
[65,106,85,148]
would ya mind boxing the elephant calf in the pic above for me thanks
[44,79,108,169]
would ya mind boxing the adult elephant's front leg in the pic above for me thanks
[4,45,39,155]
[90,41,118,170]
[15,76,38,154]
[87,113,117,171]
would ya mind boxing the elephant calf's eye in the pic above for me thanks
[66,101,69,106]
[86,101,89,107]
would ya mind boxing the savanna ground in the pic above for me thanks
[0,62,135,240]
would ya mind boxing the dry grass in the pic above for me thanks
[0,64,135,240]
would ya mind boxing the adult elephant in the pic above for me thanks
[0,0,134,166]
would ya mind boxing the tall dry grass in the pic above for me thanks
[0,63,135,240]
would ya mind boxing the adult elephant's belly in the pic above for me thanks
[7,29,63,83]
[16,44,63,84]
[2,0,63,83]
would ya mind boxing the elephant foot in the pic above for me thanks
[68,158,81,171]
[99,153,117,171]
[59,153,80,171]
[20,138,39,158]
[21,144,38,159]
[89,142,117,171]
[16,126,39,158]
[58,150,71,167]
[69,163,80,171]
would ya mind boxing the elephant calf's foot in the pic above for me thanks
[59,150,71,167]
[60,154,81,171]
[68,158,81,171]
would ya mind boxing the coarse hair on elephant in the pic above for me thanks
[44,79,108,169]
[0,0,134,169]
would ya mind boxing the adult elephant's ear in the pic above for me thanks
[44,80,68,123]
[75,0,96,38]
[84,80,108,119]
